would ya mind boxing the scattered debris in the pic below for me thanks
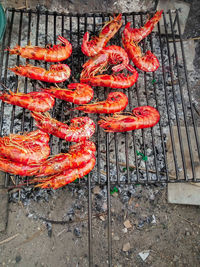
[123,220,132,229]
[122,228,128,234]
[113,236,120,241]
[0,233,19,246]
[111,187,119,195]
[99,216,106,221]
[122,242,131,252]
[138,250,150,261]
[74,227,81,238]
[15,255,22,263]
[93,186,101,195]
[151,215,156,224]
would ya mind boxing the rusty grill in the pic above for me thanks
[0,8,200,266]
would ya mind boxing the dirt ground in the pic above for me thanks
[0,185,200,267]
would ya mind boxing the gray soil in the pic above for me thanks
[0,185,200,267]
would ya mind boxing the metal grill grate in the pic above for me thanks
[0,8,200,265]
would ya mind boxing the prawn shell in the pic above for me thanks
[73,91,128,114]
[122,39,160,72]
[8,35,72,62]
[33,155,96,189]
[31,112,96,143]
[124,10,163,43]
[0,156,39,177]
[0,91,55,112]
[42,83,94,105]
[98,106,160,132]
[81,14,122,57]
[35,141,96,177]
[0,130,50,165]
[80,69,138,89]
[9,64,71,83]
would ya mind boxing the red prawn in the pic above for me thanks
[81,14,122,57]
[9,64,71,83]
[124,10,163,43]
[8,35,72,62]
[35,141,96,177]
[31,112,96,142]
[80,66,138,89]
[0,91,55,112]
[73,92,128,114]
[32,155,96,189]
[81,45,132,78]
[0,156,40,177]
[42,83,94,105]
[98,106,160,132]
[122,24,159,72]
[0,130,50,165]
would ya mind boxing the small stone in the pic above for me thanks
[185,231,191,236]
[151,215,156,224]
[112,192,118,198]
[122,228,128,233]
[15,255,22,263]
[102,202,107,211]
[138,250,150,261]
[99,216,105,221]
[173,255,179,262]
[124,219,132,229]
[113,235,120,241]
[74,227,81,237]
[93,186,101,195]
[122,242,131,252]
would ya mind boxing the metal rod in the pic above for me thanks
[176,10,200,175]
[169,10,196,180]
[158,16,179,180]
[163,12,188,180]
[149,18,169,182]
[130,14,139,182]
[87,172,93,266]
[106,132,112,266]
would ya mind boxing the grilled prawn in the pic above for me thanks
[9,64,71,83]
[73,92,128,114]
[8,35,72,62]
[31,112,95,142]
[32,155,96,189]
[81,14,122,57]
[81,45,131,78]
[35,141,96,177]
[124,10,163,43]
[122,24,159,72]
[98,106,160,132]
[0,130,50,165]
[0,157,39,176]
[0,91,55,112]
[80,66,138,89]
[42,83,94,105]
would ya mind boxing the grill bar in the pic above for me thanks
[149,26,167,182]
[176,10,200,173]
[169,10,196,179]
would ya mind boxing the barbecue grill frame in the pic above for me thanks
[0,8,200,266]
